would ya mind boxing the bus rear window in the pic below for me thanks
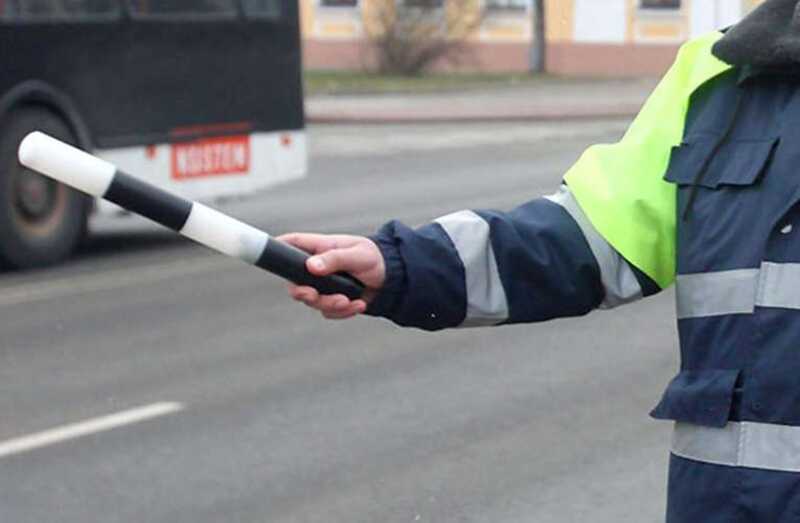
[1,0,121,22]
[128,0,237,20]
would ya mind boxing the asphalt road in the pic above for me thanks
[0,119,677,523]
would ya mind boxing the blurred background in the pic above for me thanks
[302,0,761,77]
[0,1,764,522]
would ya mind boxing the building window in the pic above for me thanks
[640,0,681,9]
[319,0,358,6]
[403,0,444,7]
[485,0,528,10]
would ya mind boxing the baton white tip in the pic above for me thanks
[17,131,44,168]
[17,131,116,197]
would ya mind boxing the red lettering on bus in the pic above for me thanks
[171,135,250,180]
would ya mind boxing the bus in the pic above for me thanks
[0,0,306,269]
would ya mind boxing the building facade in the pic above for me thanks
[301,0,765,76]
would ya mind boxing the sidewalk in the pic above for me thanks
[305,77,659,124]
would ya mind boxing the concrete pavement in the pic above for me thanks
[305,77,659,124]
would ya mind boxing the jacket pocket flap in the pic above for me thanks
[664,137,778,189]
[650,369,740,427]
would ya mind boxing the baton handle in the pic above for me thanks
[256,240,365,299]
[18,131,365,300]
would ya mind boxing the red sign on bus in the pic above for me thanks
[171,135,250,180]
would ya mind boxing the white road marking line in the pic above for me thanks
[0,257,230,308]
[0,402,184,459]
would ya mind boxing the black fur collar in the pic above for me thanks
[713,0,800,67]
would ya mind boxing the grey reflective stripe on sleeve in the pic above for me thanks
[676,269,759,319]
[435,210,509,327]
[545,186,642,309]
[672,421,800,473]
[756,262,800,309]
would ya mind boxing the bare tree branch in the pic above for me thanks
[365,0,484,76]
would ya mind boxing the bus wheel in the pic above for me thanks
[0,107,91,269]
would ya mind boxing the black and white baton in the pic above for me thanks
[18,131,365,300]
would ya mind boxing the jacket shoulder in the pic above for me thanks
[562,31,731,289]
[674,32,732,94]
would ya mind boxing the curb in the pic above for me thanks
[306,105,642,124]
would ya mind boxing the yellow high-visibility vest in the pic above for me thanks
[564,31,732,289]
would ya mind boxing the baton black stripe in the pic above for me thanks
[104,171,194,232]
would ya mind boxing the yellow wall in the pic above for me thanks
[630,0,687,44]
[361,0,389,36]
[304,0,365,40]
[300,0,315,37]
[545,0,573,42]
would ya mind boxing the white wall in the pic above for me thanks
[690,0,743,37]
[573,0,626,43]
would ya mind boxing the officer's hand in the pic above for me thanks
[278,233,385,319]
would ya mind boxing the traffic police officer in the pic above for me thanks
[283,0,800,520]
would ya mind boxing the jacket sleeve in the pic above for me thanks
[365,186,660,331]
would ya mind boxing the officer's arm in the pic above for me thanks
[365,185,661,331]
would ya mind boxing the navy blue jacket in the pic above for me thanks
[367,65,800,522]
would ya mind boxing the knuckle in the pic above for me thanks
[302,295,320,307]
[323,250,342,268]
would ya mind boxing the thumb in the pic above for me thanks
[307,247,362,276]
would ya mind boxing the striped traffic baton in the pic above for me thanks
[18,131,365,300]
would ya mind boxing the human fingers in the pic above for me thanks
[277,233,362,255]
[277,233,339,255]
[288,284,319,304]
[306,245,374,277]
[322,300,368,319]
[289,282,368,319]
